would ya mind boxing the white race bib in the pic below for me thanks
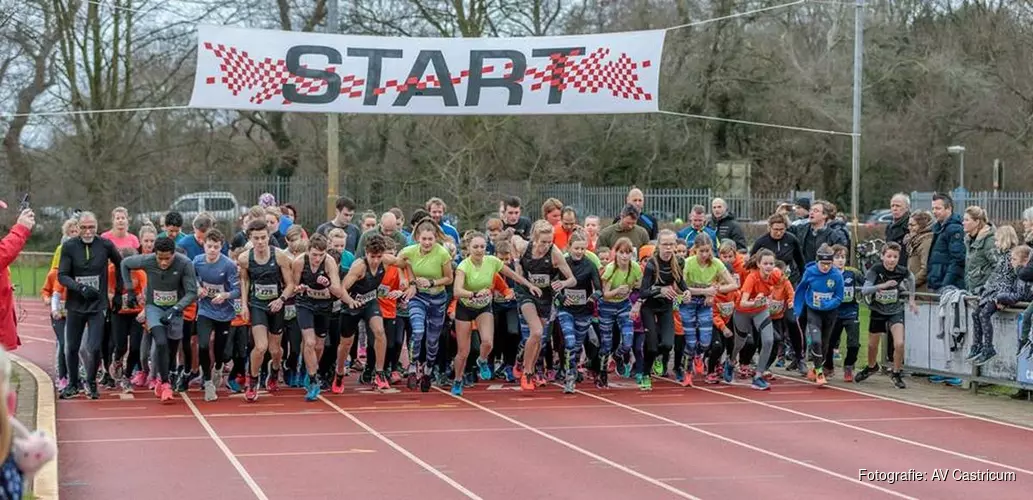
[253,283,279,301]
[355,290,377,306]
[529,273,551,287]
[307,287,332,300]
[464,293,492,308]
[284,304,297,320]
[202,282,224,297]
[153,290,178,307]
[875,288,898,305]
[76,275,100,289]
[843,286,855,302]
[812,292,832,308]
[718,302,734,317]
[566,289,588,306]
[233,299,243,315]
[768,300,785,316]
[377,284,391,298]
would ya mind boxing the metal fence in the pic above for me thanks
[912,190,1033,222]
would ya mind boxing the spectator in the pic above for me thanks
[926,192,966,291]
[750,213,806,283]
[425,197,460,245]
[886,193,911,268]
[968,228,1029,366]
[584,215,600,252]
[614,188,658,240]
[793,199,849,264]
[0,206,35,350]
[708,197,747,251]
[541,198,563,227]
[258,192,276,208]
[962,206,996,294]
[49,218,80,270]
[554,206,577,250]
[1023,207,1033,246]
[904,211,934,292]
[791,198,811,227]
[355,211,408,257]
[676,205,717,247]
[316,196,361,253]
[598,204,650,254]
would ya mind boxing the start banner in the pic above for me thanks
[189,25,665,115]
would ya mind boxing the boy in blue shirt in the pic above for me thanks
[827,244,861,382]
[794,244,845,386]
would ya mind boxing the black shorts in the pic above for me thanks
[297,306,331,338]
[340,301,380,339]
[250,306,284,335]
[456,301,492,322]
[869,311,905,334]
[516,288,553,319]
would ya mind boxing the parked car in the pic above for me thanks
[866,209,894,225]
[136,191,247,226]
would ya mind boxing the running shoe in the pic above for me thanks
[359,370,373,386]
[331,372,346,394]
[389,370,402,384]
[374,372,390,391]
[174,373,188,393]
[85,382,99,400]
[520,373,535,391]
[563,377,575,394]
[974,345,997,366]
[673,368,685,384]
[806,368,817,382]
[596,368,608,389]
[705,372,719,384]
[188,371,203,388]
[796,361,808,377]
[722,360,734,383]
[154,379,164,398]
[680,370,694,388]
[56,377,69,392]
[693,355,705,376]
[450,380,463,396]
[751,376,770,391]
[120,377,133,394]
[284,370,296,388]
[420,372,432,393]
[638,375,652,391]
[965,344,982,362]
[266,370,280,393]
[762,370,774,381]
[159,383,174,403]
[100,372,115,390]
[512,362,523,380]
[615,355,632,378]
[737,365,751,380]
[533,372,547,388]
[406,370,419,391]
[842,366,854,383]
[651,358,664,377]
[203,381,217,402]
[226,378,242,394]
[853,365,877,383]
[58,385,79,400]
[503,366,516,383]
[305,381,321,401]
[244,378,259,402]
[815,370,827,387]
[147,375,158,390]
[475,357,491,380]
[891,372,907,389]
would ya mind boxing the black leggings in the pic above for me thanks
[150,325,182,384]
[641,303,675,375]
[64,310,106,388]
[196,317,231,381]
[972,300,998,348]
[827,317,860,370]
[285,318,302,372]
[110,314,140,372]
[805,308,839,369]
[229,326,249,380]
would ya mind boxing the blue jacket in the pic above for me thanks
[926,213,966,291]
[793,262,845,317]
[192,254,240,322]
[676,225,719,247]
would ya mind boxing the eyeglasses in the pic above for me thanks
[79,225,97,230]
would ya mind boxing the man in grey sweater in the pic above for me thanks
[121,236,198,402]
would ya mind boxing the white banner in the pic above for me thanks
[189,25,665,115]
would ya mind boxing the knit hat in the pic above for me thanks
[258,193,277,208]
[795,198,811,211]
[621,204,640,219]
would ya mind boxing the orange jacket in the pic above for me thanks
[378,266,402,319]
[712,290,740,333]
[107,264,147,315]
[767,274,794,320]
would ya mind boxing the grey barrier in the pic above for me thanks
[903,293,1032,392]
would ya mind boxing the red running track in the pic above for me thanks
[14,302,1032,499]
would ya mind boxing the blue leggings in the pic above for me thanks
[679,298,714,356]
[557,310,592,372]
[408,291,448,373]
[597,299,633,359]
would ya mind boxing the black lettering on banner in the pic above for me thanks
[347,47,404,106]
[394,50,458,107]
[465,50,527,106]
[283,45,342,104]
[530,47,585,104]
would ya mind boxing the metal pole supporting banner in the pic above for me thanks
[850,0,865,265]
[326,0,340,221]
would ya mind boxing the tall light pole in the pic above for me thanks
[849,0,864,265]
[947,145,965,190]
[326,0,340,220]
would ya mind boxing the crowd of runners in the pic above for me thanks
[37,188,1033,404]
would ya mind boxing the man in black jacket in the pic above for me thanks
[708,198,747,251]
[58,211,124,399]
[885,193,911,268]
[792,200,850,264]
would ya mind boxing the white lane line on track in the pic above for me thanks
[182,393,269,500]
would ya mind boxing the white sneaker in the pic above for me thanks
[211,368,222,392]
[203,381,218,402]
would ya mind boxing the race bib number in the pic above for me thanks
[528,273,551,287]
[377,284,391,298]
[768,300,785,316]
[355,290,377,306]
[494,290,512,303]
[812,292,832,308]
[843,286,855,302]
[566,289,588,306]
[307,287,332,300]
[253,283,279,301]
[202,282,224,297]
[233,299,243,315]
[76,275,100,289]
[153,290,178,307]
[281,304,295,320]
[718,302,734,317]
[875,288,898,305]
[464,293,492,308]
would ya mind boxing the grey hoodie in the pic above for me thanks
[121,253,198,310]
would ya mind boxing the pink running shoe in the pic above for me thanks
[160,383,174,403]
[131,371,147,388]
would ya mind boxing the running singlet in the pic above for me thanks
[602,262,642,303]
[297,254,334,314]
[456,255,504,309]
[344,258,385,315]
[248,249,283,310]
[519,243,556,304]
